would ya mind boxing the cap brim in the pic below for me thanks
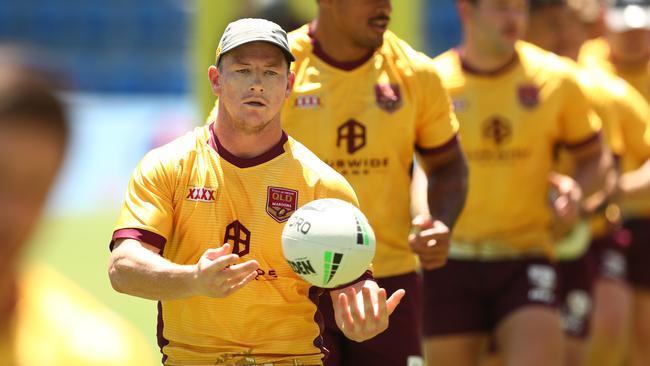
[606,7,650,32]
[216,37,295,65]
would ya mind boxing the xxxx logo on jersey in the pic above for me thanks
[186,186,216,202]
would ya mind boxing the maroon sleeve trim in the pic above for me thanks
[416,134,459,156]
[110,228,167,252]
[564,131,602,150]
[328,270,375,292]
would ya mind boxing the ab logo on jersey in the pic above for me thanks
[337,119,367,154]
[517,84,539,108]
[375,83,402,113]
[266,186,298,223]
[224,220,251,256]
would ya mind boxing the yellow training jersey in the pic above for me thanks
[433,41,601,260]
[111,124,358,366]
[281,25,459,278]
[1,264,154,366]
[579,37,650,103]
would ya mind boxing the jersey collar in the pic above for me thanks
[208,123,288,168]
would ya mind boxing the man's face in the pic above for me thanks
[0,122,63,268]
[211,42,294,135]
[463,0,528,52]
[608,28,650,63]
[321,0,393,49]
[526,5,586,60]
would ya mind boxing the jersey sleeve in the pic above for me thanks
[110,149,176,251]
[558,73,602,148]
[413,56,460,155]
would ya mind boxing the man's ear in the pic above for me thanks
[208,65,221,96]
[285,70,296,98]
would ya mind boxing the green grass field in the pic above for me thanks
[25,211,160,362]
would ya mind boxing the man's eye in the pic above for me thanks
[236,69,249,74]
[265,70,278,76]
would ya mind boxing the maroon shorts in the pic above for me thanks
[319,271,423,366]
[592,219,650,289]
[422,258,558,336]
[557,250,597,338]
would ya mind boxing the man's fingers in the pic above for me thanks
[337,291,354,329]
[226,269,258,293]
[386,289,405,315]
[204,243,230,260]
[377,288,388,322]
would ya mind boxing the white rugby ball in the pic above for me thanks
[281,198,376,288]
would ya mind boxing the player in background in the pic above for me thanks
[526,1,650,365]
[108,18,404,366]
[577,1,650,365]
[0,46,155,365]
[579,0,650,103]
[271,1,469,365]
[415,0,609,365]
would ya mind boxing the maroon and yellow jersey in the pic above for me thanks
[432,41,601,259]
[111,124,358,365]
[281,25,459,278]
[579,37,650,103]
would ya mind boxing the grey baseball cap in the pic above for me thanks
[606,0,650,32]
[215,18,295,66]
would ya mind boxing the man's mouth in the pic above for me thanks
[244,101,266,107]
[368,16,390,32]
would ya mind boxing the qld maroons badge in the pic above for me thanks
[375,83,402,113]
[517,84,539,108]
[266,187,298,223]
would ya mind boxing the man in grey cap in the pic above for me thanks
[108,18,404,366]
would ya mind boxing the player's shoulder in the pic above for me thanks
[431,48,461,73]
[518,41,580,85]
[579,37,610,62]
[286,136,354,190]
[517,41,569,72]
[139,124,211,173]
[381,31,437,73]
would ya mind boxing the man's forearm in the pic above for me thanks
[427,154,469,229]
[619,158,650,198]
[109,239,198,300]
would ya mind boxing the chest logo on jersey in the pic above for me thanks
[375,83,402,113]
[224,220,251,256]
[482,116,512,146]
[266,187,298,223]
[337,119,366,154]
[294,94,321,109]
[517,84,539,108]
[186,187,216,202]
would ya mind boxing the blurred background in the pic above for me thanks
[1,0,462,360]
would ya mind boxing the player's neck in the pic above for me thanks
[310,19,374,63]
[611,50,650,70]
[459,42,518,75]
[213,114,284,160]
